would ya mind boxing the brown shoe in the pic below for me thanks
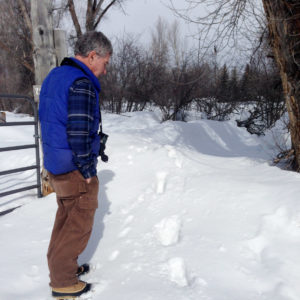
[52,280,91,298]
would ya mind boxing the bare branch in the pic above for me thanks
[169,0,264,56]
[67,0,82,37]
[17,0,33,40]
[0,39,34,73]
[94,0,118,29]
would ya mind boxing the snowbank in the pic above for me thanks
[0,111,300,300]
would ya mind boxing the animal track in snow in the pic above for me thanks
[128,145,148,153]
[27,265,40,279]
[124,215,134,226]
[121,195,145,215]
[243,206,300,269]
[118,227,132,238]
[109,250,120,261]
[154,215,181,246]
[127,154,133,165]
[156,171,168,194]
[167,257,189,287]
[137,194,145,203]
[165,145,183,168]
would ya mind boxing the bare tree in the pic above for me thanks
[169,0,265,55]
[0,0,34,112]
[262,1,300,170]
[65,0,126,37]
[0,0,124,107]
[150,18,206,121]
[150,17,170,68]
[100,34,153,113]
[0,1,34,75]
[170,0,300,171]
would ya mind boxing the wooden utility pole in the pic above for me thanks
[31,0,56,85]
[54,29,68,66]
[31,0,67,196]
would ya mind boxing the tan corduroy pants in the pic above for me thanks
[47,170,99,288]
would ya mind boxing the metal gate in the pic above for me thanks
[0,94,42,198]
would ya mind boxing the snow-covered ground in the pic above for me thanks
[0,110,300,300]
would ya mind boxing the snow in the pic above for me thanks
[154,215,181,246]
[1,110,300,300]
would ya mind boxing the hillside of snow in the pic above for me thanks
[0,111,300,300]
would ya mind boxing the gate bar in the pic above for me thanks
[0,144,36,152]
[0,94,42,198]
[0,185,39,198]
[1,121,36,126]
[0,165,38,176]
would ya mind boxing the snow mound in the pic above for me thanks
[1,111,300,300]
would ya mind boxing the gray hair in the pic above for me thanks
[74,31,113,57]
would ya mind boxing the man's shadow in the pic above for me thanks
[78,169,114,265]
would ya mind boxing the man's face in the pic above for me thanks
[89,51,111,78]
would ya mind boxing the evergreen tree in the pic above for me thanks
[240,64,251,102]
[217,64,229,102]
[229,67,239,102]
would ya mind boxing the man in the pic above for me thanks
[39,31,112,298]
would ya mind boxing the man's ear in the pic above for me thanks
[88,50,97,65]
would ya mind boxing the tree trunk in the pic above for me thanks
[262,0,300,170]
[0,112,6,123]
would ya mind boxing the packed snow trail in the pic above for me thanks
[1,111,300,300]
